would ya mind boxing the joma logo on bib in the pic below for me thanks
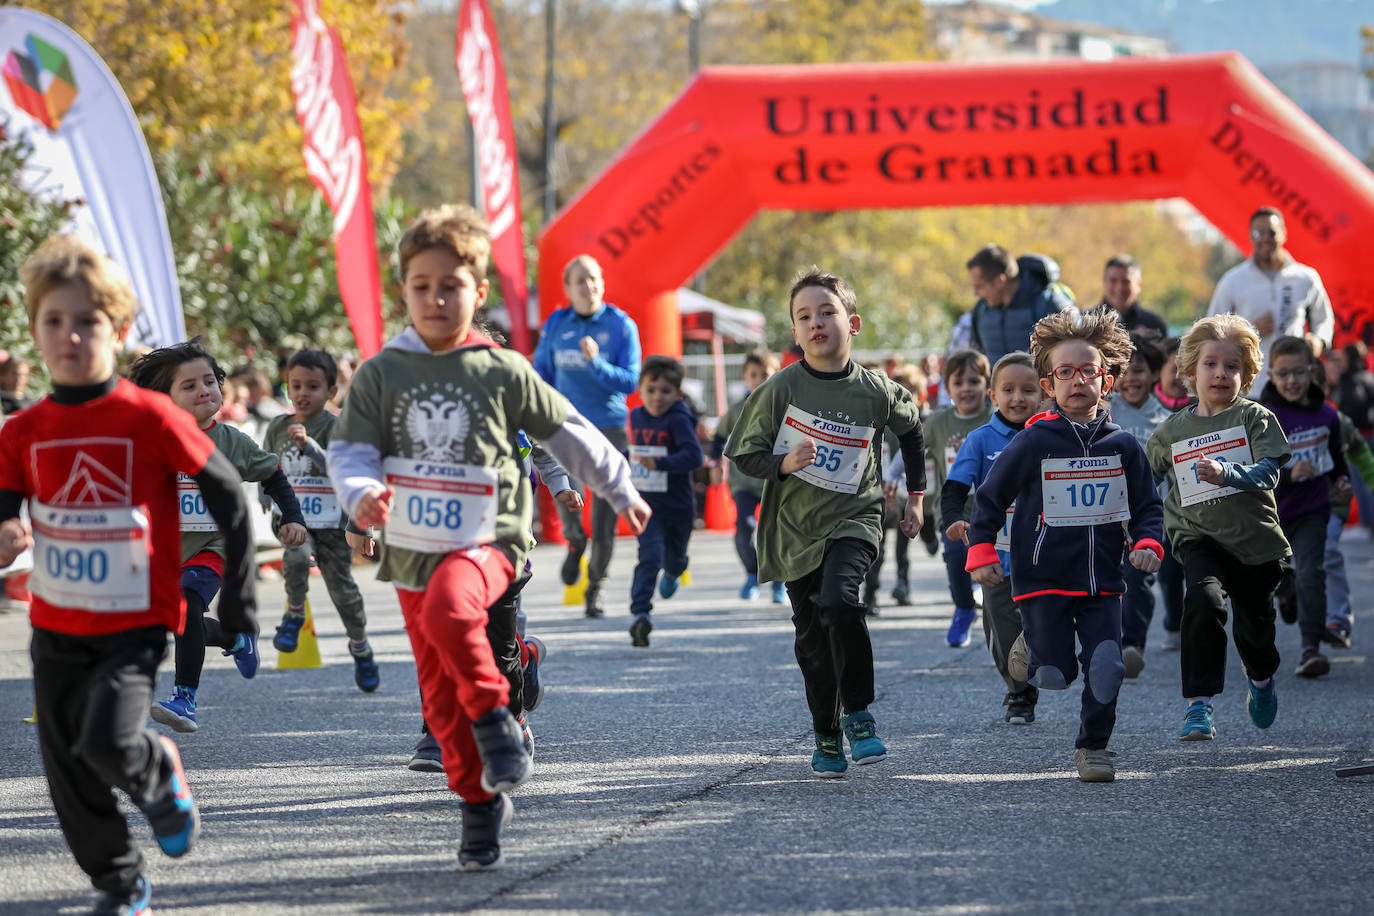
[1066,458,1110,469]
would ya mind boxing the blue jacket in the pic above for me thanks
[966,410,1163,600]
[946,411,1022,568]
[629,399,703,518]
[970,256,1075,364]
[533,303,642,429]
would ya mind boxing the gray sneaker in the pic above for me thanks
[1122,645,1145,679]
[1074,747,1117,783]
[1161,630,1181,652]
[1008,632,1029,683]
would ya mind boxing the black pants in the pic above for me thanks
[174,566,234,689]
[1178,539,1283,698]
[1277,512,1328,650]
[555,424,629,595]
[786,538,879,735]
[486,564,533,716]
[31,626,174,896]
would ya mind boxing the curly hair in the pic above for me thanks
[398,203,491,282]
[1029,307,1134,379]
[1177,314,1263,394]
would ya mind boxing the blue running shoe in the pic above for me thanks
[141,736,200,857]
[407,731,443,773]
[151,686,198,733]
[93,874,152,916]
[224,632,259,679]
[523,636,546,712]
[772,581,786,604]
[947,607,977,648]
[1179,701,1216,741]
[740,573,759,600]
[811,731,847,778]
[472,707,531,794]
[659,572,681,599]
[459,793,514,871]
[842,710,887,764]
[350,642,380,693]
[1247,679,1278,729]
[272,611,306,652]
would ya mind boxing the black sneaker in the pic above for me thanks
[472,707,531,794]
[1295,647,1331,679]
[629,614,652,647]
[1004,687,1037,724]
[584,588,604,619]
[92,874,152,915]
[458,794,514,871]
[890,579,910,606]
[408,731,443,772]
[1277,593,1298,625]
[559,546,584,586]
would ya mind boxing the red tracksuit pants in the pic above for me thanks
[396,546,513,801]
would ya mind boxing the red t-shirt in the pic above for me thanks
[0,380,216,636]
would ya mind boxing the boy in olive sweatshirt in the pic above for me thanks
[726,269,925,779]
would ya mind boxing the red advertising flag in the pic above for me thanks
[290,0,383,359]
[456,0,530,353]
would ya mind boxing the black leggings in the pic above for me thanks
[174,590,235,689]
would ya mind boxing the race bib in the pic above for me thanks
[1041,456,1130,527]
[1170,426,1252,507]
[290,476,341,527]
[30,500,150,612]
[382,458,499,553]
[629,446,668,493]
[1287,427,1334,477]
[773,405,875,495]
[994,504,1015,552]
[177,473,216,532]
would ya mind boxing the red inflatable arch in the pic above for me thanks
[537,53,1374,357]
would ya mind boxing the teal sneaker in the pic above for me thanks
[842,709,887,764]
[739,574,759,600]
[140,736,200,858]
[1179,701,1216,741]
[1247,679,1278,729]
[811,731,847,778]
[659,572,681,599]
[771,581,786,604]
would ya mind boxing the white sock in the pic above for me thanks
[1187,696,1212,707]
[1250,676,1273,689]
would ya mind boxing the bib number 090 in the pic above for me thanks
[406,495,463,530]
[1066,482,1111,507]
[811,445,844,473]
[44,546,108,584]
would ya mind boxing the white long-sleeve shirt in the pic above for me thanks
[1207,256,1333,371]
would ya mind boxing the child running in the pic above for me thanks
[711,348,785,603]
[941,351,1042,723]
[1257,335,1347,679]
[262,348,379,692]
[1146,314,1291,741]
[0,236,257,915]
[966,309,1163,782]
[1107,335,1173,677]
[628,355,704,647]
[726,269,926,779]
[326,204,648,869]
[128,340,306,733]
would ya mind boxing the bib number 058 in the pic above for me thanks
[406,495,464,530]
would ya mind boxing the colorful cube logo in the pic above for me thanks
[3,34,77,130]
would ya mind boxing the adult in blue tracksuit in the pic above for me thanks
[533,255,642,617]
[965,246,1076,365]
[966,408,1163,765]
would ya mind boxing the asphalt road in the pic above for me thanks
[1,527,1371,915]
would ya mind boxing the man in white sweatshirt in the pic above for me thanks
[1208,206,1333,372]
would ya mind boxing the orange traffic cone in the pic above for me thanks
[277,601,323,669]
[703,483,736,531]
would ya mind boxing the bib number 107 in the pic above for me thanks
[44,546,108,584]
[406,495,463,530]
[811,445,844,473]
[1066,482,1111,507]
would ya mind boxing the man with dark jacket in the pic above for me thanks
[966,245,1075,364]
[1101,253,1169,344]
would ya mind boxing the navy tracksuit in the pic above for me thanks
[629,400,703,615]
[966,410,1164,750]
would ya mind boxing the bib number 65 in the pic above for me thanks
[812,445,844,474]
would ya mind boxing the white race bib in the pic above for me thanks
[177,473,216,532]
[629,446,669,493]
[944,443,960,475]
[995,504,1015,552]
[290,476,341,526]
[773,405,875,495]
[1041,456,1130,527]
[383,458,499,553]
[30,500,150,612]
[1170,425,1252,507]
[1287,426,1334,477]
[921,456,936,496]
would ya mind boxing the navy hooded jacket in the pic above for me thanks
[966,409,1163,600]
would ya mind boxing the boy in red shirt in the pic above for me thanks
[0,236,257,916]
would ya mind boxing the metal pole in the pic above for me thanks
[542,0,557,224]
[468,119,482,214]
[688,10,700,73]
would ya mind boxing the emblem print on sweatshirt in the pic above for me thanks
[391,386,474,462]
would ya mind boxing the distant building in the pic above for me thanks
[1263,61,1374,163]
[928,1,1168,62]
